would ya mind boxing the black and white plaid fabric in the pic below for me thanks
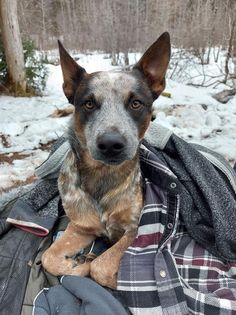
[117,144,236,315]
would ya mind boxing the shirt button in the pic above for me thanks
[160,270,166,278]
[170,182,177,189]
[167,222,173,229]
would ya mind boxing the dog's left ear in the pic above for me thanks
[133,32,171,98]
[58,40,87,104]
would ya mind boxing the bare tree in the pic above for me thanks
[0,0,26,93]
[223,0,236,85]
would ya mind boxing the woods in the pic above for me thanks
[17,0,236,55]
[0,0,236,94]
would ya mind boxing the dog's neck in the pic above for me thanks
[79,147,140,200]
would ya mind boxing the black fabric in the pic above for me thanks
[0,194,61,315]
[6,179,60,236]
[0,227,43,315]
[10,179,59,220]
[33,276,129,315]
[0,198,15,235]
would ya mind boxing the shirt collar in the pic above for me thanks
[140,140,181,194]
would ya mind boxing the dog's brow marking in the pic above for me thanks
[91,71,136,91]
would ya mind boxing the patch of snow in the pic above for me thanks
[153,79,236,164]
[0,150,48,191]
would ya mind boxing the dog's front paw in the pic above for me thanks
[42,249,91,277]
[69,261,91,276]
[90,257,118,289]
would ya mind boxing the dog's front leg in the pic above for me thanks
[42,207,103,276]
[90,231,136,289]
[42,150,104,276]
[41,221,95,276]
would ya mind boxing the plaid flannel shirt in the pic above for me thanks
[117,143,236,315]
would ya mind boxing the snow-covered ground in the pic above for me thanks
[0,52,236,192]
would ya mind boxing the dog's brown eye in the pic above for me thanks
[130,100,143,110]
[83,101,95,111]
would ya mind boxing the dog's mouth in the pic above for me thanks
[102,158,127,166]
[95,156,129,166]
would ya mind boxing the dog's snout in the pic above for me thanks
[97,132,126,157]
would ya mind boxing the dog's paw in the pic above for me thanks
[90,258,118,289]
[70,261,91,276]
[42,250,91,277]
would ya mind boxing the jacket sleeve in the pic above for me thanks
[33,276,130,315]
[159,132,236,262]
[5,137,69,236]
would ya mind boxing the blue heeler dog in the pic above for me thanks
[42,32,171,289]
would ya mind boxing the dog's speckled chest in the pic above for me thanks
[58,149,143,242]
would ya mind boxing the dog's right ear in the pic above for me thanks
[58,40,87,104]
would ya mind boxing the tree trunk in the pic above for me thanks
[0,0,26,94]
[224,18,236,84]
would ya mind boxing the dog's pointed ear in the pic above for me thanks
[58,40,87,104]
[133,32,171,98]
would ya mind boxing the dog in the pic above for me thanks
[42,32,170,289]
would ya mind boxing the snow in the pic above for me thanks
[153,79,236,161]
[0,51,236,192]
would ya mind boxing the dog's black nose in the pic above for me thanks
[97,132,126,157]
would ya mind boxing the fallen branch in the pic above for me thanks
[212,88,236,103]
[49,105,74,118]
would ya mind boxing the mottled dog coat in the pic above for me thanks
[42,32,171,288]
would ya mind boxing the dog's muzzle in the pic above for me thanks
[96,131,127,165]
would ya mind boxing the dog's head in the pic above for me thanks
[59,33,170,166]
